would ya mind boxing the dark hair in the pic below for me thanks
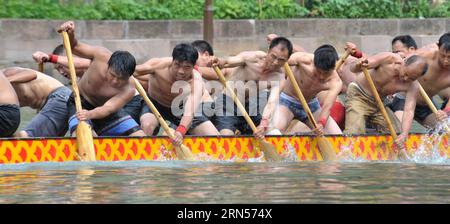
[52,44,64,55]
[392,35,418,49]
[313,44,339,71]
[172,43,199,66]
[269,37,293,57]
[405,55,428,77]
[438,32,450,51]
[107,51,136,79]
[191,40,214,56]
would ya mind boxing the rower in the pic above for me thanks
[272,45,343,136]
[344,52,428,148]
[2,67,72,137]
[209,37,294,138]
[134,43,219,144]
[58,21,145,137]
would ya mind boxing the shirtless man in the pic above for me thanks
[32,46,146,125]
[2,67,72,137]
[345,53,428,146]
[191,40,218,120]
[272,45,343,135]
[210,37,293,138]
[385,35,419,121]
[134,43,219,145]
[387,32,450,128]
[0,71,20,137]
[58,21,144,137]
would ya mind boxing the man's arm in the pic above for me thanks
[397,81,420,145]
[58,21,111,61]
[178,71,204,129]
[3,68,37,83]
[218,51,266,68]
[287,52,312,67]
[87,83,135,120]
[134,57,172,77]
[317,75,343,125]
[33,51,91,70]
[350,52,396,73]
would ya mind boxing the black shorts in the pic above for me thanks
[0,104,20,137]
[67,93,141,136]
[140,97,210,132]
[123,94,144,124]
[387,94,436,122]
[213,92,268,134]
[441,97,449,110]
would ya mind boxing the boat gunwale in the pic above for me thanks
[0,132,433,141]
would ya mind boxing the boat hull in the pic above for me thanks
[0,134,448,164]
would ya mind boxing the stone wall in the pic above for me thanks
[1,18,448,73]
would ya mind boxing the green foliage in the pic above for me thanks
[0,0,448,20]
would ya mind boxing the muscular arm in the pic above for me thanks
[401,81,420,135]
[134,57,172,77]
[54,55,91,70]
[220,51,266,68]
[350,52,397,73]
[261,74,285,122]
[318,75,343,122]
[3,68,37,83]
[178,71,204,129]
[88,83,135,120]
[287,52,312,66]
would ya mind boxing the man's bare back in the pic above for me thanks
[354,53,412,97]
[2,67,63,109]
[0,71,19,105]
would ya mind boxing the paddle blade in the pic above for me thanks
[317,136,337,161]
[260,140,282,162]
[76,121,96,161]
[175,144,196,161]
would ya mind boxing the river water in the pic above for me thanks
[0,160,449,204]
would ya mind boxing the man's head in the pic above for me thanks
[171,43,198,81]
[266,37,293,70]
[191,40,213,67]
[106,51,136,87]
[392,35,418,58]
[437,32,450,68]
[401,55,428,81]
[313,44,339,79]
[52,44,85,78]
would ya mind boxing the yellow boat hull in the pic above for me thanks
[0,134,448,164]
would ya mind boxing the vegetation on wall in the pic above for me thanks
[0,0,448,20]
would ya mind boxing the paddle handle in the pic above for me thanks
[283,63,319,129]
[132,77,176,139]
[336,51,350,71]
[38,62,44,73]
[418,84,450,132]
[362,68,398,139]
[62,31,83,113]
[213,66,258,132]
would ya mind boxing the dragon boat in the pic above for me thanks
[0,134,449,164]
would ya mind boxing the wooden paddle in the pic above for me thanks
[335,51,350,71]
[362,68,404,159]
[283,63,337,161]
[418,84,450,133]
[38,62,44,73]
[212,66,281,162]
[61,31,96,161]
[132,77,195,161]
